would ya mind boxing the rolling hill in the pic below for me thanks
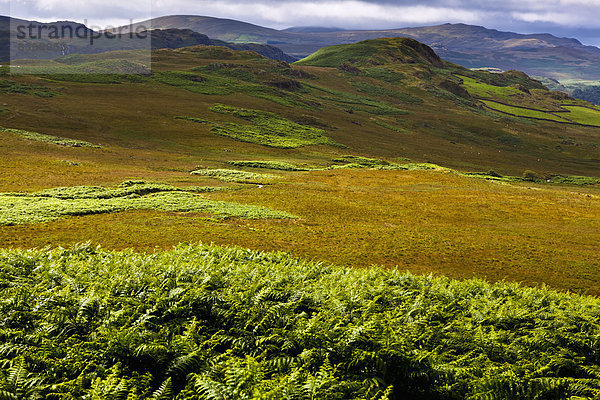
[7,14,600,79]
[128,15,600,80]
[0,17,296,62]
[117,15,293,44]
[2,37,598,268]
[149,28,296,61]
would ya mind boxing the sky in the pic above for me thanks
[3,0,600,46]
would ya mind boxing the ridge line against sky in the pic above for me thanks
[2,0,600,46]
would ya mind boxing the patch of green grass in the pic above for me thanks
[155,70,316,109]
[548,175,600,185]
[461,171,522,182]
[179,104,339,148]
[154,71,235,95]
[42,74,147,84]
[372,120,409,133]
[3,243,600,398]
[31,181,177,199]
[0,79,58,97]
[175,116,212,124]
[29,180,226,199]
[190,168,277,184]
[363,67,406,83]
[295,42,378,67]
[331,156,442,171]
[462,171,600,186]
[398,163,443,171]
[457,74,523,100]
[0,181,293,225]
[228,160,309,171]
[351,80,423,104]
[305,82,410,115]
[561,105,600,126]
[0,127,100,148]
[480,100,569,122]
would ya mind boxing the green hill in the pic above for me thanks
[9,15,600,79]
[125,16,600,79]
[148,29,297,62]
[295,37,443,67]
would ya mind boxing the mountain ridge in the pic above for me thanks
[4,14,600,79]
[126,16,600,79]
[0,17,297,63]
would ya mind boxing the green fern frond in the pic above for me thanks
[151,377,173,400]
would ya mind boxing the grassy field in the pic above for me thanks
[178,104,340,148]
[480,100,600,127]
[1,169,598,294]
[190,168,278,184]
[456,74,522,100]
[480,100,570,122]
[562,105,600,126]
[1,127,101,148]
[228,160,310,171]
[2,243,600,399]
[0,43,598,295]
[458,73,600,127]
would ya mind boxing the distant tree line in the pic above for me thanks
[572,86,600,105]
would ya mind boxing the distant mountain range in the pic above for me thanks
[121,15,600,80]
[4,14,600,80]
[0,16,295,63]
[148,29,295,62]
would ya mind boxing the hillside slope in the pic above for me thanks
[7,14,600,79]
[0,38,599,293]
[149,28,296,62]
[295,37,443,67]
[131,16,600,79]
[0,18,296,63]
[121,15,296,44]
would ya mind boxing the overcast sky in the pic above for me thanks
[4,0,600,46]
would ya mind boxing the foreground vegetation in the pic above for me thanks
[1,243,600,399]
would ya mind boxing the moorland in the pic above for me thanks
[0,35,599,398]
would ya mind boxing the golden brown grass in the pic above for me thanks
[1,169,598,294]
[1,50,599,296]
